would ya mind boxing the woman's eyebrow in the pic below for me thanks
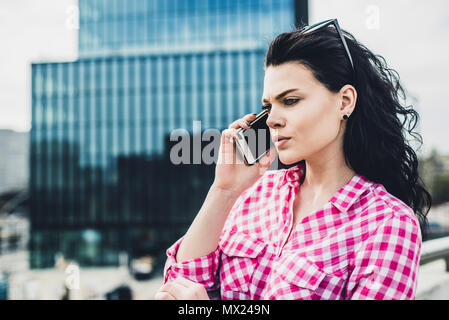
[261,88,301,104]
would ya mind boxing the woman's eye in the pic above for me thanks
[284,98,300,105]
[261,98,299,111]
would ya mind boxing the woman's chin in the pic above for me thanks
[277,151,302,166]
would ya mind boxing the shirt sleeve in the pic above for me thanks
[345,213,422,300]
[163,235,222,292]
[164,182,260,300]
[162,188,250,296]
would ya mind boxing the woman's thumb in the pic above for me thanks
[258,148,276,169]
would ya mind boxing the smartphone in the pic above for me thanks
[234,110,274,165]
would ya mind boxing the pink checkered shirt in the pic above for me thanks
[163,162,422,300]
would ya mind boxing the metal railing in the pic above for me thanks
[420,236,449,272]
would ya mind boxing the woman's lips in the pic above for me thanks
[274,137,290,148]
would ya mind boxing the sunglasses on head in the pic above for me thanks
[300,18,355,74]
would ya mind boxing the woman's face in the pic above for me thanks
[262,62,353,165]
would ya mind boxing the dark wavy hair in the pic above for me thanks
[264,23,432,237]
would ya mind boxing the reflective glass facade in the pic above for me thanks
[79,0,295,55]
[30,0,305,268]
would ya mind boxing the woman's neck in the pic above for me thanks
[301,146,355,200]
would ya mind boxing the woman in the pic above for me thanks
[155,19,432,300]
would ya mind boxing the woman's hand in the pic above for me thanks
[213,113,276,196]
[154,277,210,300]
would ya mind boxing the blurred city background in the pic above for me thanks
[1,0,449,300]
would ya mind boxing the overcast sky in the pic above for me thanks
[0,0,77,131]
[310,0,449,157]
[0,0,448,157]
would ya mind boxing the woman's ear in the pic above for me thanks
[339,84,357,117]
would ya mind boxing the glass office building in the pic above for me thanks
[30,0,307,268]
[79,0,300,56]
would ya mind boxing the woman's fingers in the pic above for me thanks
[228,113,258,129]
[170,276,202,292]
[221,128,237,145]
[154,291,176,300]
[219,128,238,165]
[156,277,210,300]
[263,148,277,166]
[218,113,262,167]
[174,277,210,300]
[154,285,176,300]
[159,281,188,299]
[174,276,197,287]
[257,148,277,173]
[219,128,244,165]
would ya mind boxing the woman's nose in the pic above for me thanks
[266,112,285,129]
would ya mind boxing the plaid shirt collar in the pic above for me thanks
[280,162,374,213]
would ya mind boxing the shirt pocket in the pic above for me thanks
[279,256,326,291]
[271,254,347,300]
[220,232,268,294]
